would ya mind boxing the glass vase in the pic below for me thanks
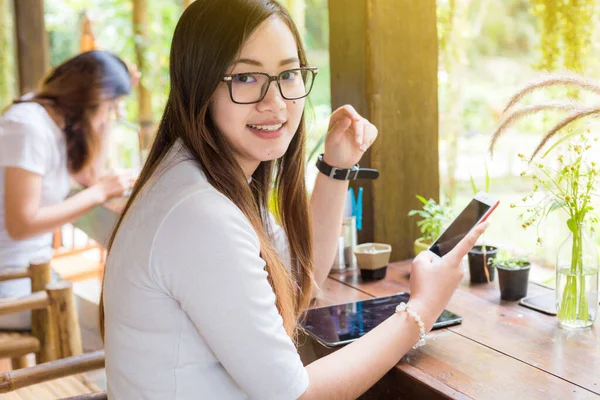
[556,223,599,329]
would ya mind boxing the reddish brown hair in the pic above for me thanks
[16,50,131,173]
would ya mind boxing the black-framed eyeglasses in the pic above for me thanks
[222,67,318,104]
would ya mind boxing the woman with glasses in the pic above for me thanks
[102,1,487,398]
[0,51,132,336]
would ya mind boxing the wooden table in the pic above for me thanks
[308,261,600,399]
[74,203,600,399]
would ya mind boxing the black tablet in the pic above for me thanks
[301,293,462,348]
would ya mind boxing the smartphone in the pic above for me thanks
[301,293,462,348]
[428,192,499,257]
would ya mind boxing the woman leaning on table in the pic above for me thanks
[0,50,133,334]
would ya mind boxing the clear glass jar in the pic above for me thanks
[556,223,599,329]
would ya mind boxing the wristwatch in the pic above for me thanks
[315,154,380,181]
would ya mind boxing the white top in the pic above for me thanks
[104,142,308,400]
[0,101,69,269]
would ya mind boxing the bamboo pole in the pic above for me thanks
[0,334,39,359]
[133,0,154,152]
[0,268,29,282]
[0,350,104,393]
[0,0,14,105]
[65,393,107,400]
[9,355,28,370]
[29,261,50,293]
[46,281,82,359]
[0,292,49,316]
[30,261,57,363]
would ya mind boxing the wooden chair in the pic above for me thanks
[0,351,105,399]
[0,262,103,399]
[0,260,85,366]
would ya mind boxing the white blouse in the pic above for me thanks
[104,142,308,399]
[0,101,69,270]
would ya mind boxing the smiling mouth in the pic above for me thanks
[247,123,286,131]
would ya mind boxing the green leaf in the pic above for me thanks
[416,195,427,205]
[546,200,564,217]
[567,218,577,235]
[469,173,478,195]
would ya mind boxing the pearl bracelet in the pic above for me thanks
[395,302,426,349]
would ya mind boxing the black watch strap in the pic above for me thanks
[316,154,380,180]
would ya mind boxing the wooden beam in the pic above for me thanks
[133,0,154,151]
[329,0,439,260]
[12,0,49,95]
[283,0,306,40]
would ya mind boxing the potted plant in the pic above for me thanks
[489,252,531,301]
[408,195,452,257]
[468,245,498,283]
[489,74,600,329]
[467,163,499,284]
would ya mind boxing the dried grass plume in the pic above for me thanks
[489,73,600,160]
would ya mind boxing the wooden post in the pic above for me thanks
[10,355,29,370]
[183,0,194,8]
[29,261,57,363]
[284,0,306,40]
[329,0,439,260]
[0,0,15,105]
[12,0,49,95]
[46,281,83,359]
[133,0,154,151]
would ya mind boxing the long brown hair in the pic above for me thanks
[100,0,314,338]
[14,51,131,173]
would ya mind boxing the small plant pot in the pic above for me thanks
[497,263,531,301]
[355,243,391,281]
[468,245,498,284]
[413,238,432,257]
[360,266,388,280]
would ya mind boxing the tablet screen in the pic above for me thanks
[301,293,462,347]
